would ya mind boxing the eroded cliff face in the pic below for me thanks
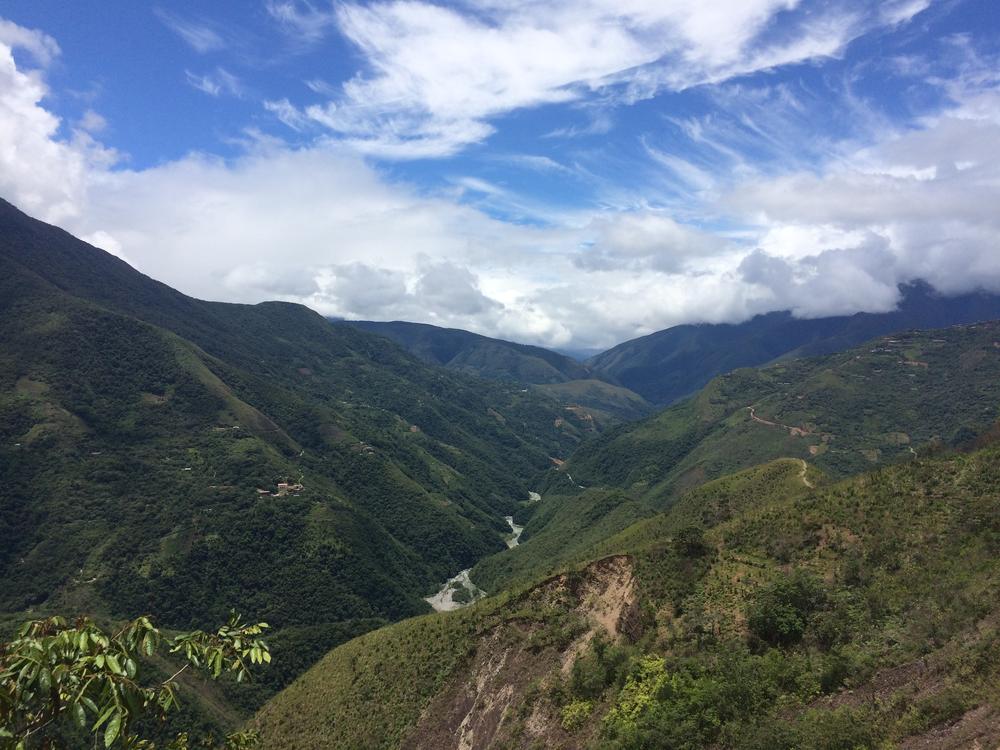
[402,555,641,750]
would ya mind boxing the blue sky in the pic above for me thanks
[1,1,999,348]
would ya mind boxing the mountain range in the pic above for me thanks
[340,284,1000,410]
[5,195,1000,748]
[587,282,1000,405]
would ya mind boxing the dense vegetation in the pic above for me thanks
[589,280,1000,405]
[341,320,653,425]
[257,447,1000,748]
[568,322,1000,507]
[0,612,269,748]
[340,320,593,384]
[0,198,592,723]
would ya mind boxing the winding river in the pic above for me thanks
[425,505,527,612]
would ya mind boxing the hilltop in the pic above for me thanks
[341,320,593,384]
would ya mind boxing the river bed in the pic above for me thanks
[425,501,529,612]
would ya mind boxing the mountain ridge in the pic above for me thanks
[588,281,1000,404]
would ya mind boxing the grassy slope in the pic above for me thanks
[569,322,1000,507]
[256,446,1000,748]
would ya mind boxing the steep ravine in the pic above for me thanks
[425,509,526,612]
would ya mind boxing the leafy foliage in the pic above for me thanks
[746,570,827,646]
[0,613,268,749]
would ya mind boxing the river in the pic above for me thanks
[425,505,528,612]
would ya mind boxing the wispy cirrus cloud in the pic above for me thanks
[154,8,228,53]
[8,10,1000,351]
[185,68,245,98]
[265,0,934,158]
[265,0,338,45]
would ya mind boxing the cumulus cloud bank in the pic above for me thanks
[3,11,1000,350]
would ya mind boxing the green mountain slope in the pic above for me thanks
[342,320,592,384]
[255,446,1000,749]
[0,198,591,706]
[467,321,1000,598]
[589,282,1000,405]
[341,319,653,426]
[569,322,1000,507]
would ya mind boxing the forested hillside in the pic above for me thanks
[590,282,1000,405]
[341,320,592,383]
[0,198,592,713]
[570,322,1000,506]
[342,319,653,425]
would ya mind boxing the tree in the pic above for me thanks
[747,570,827,647]
[673,525,708,558]
[0,613,270,749]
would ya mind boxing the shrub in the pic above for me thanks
[747,570,827,646]
[560,700,593,731]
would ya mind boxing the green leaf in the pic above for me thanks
[104,711,122,748]
[72,701,87,728]
[93,704,115,730]
[107,654,122,675]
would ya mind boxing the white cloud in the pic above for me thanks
[576,212,729,273]
[154,8,228,53]
[77,109,107,134]
[0,29,116,223]
[270,0,930,157]
[7,11,1000,351]
[185,68,245,98]
[0,18,59,66]
[722,80,1000,316]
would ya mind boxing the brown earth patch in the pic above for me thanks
[900,704,1000,750]
[401,556,639,750]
